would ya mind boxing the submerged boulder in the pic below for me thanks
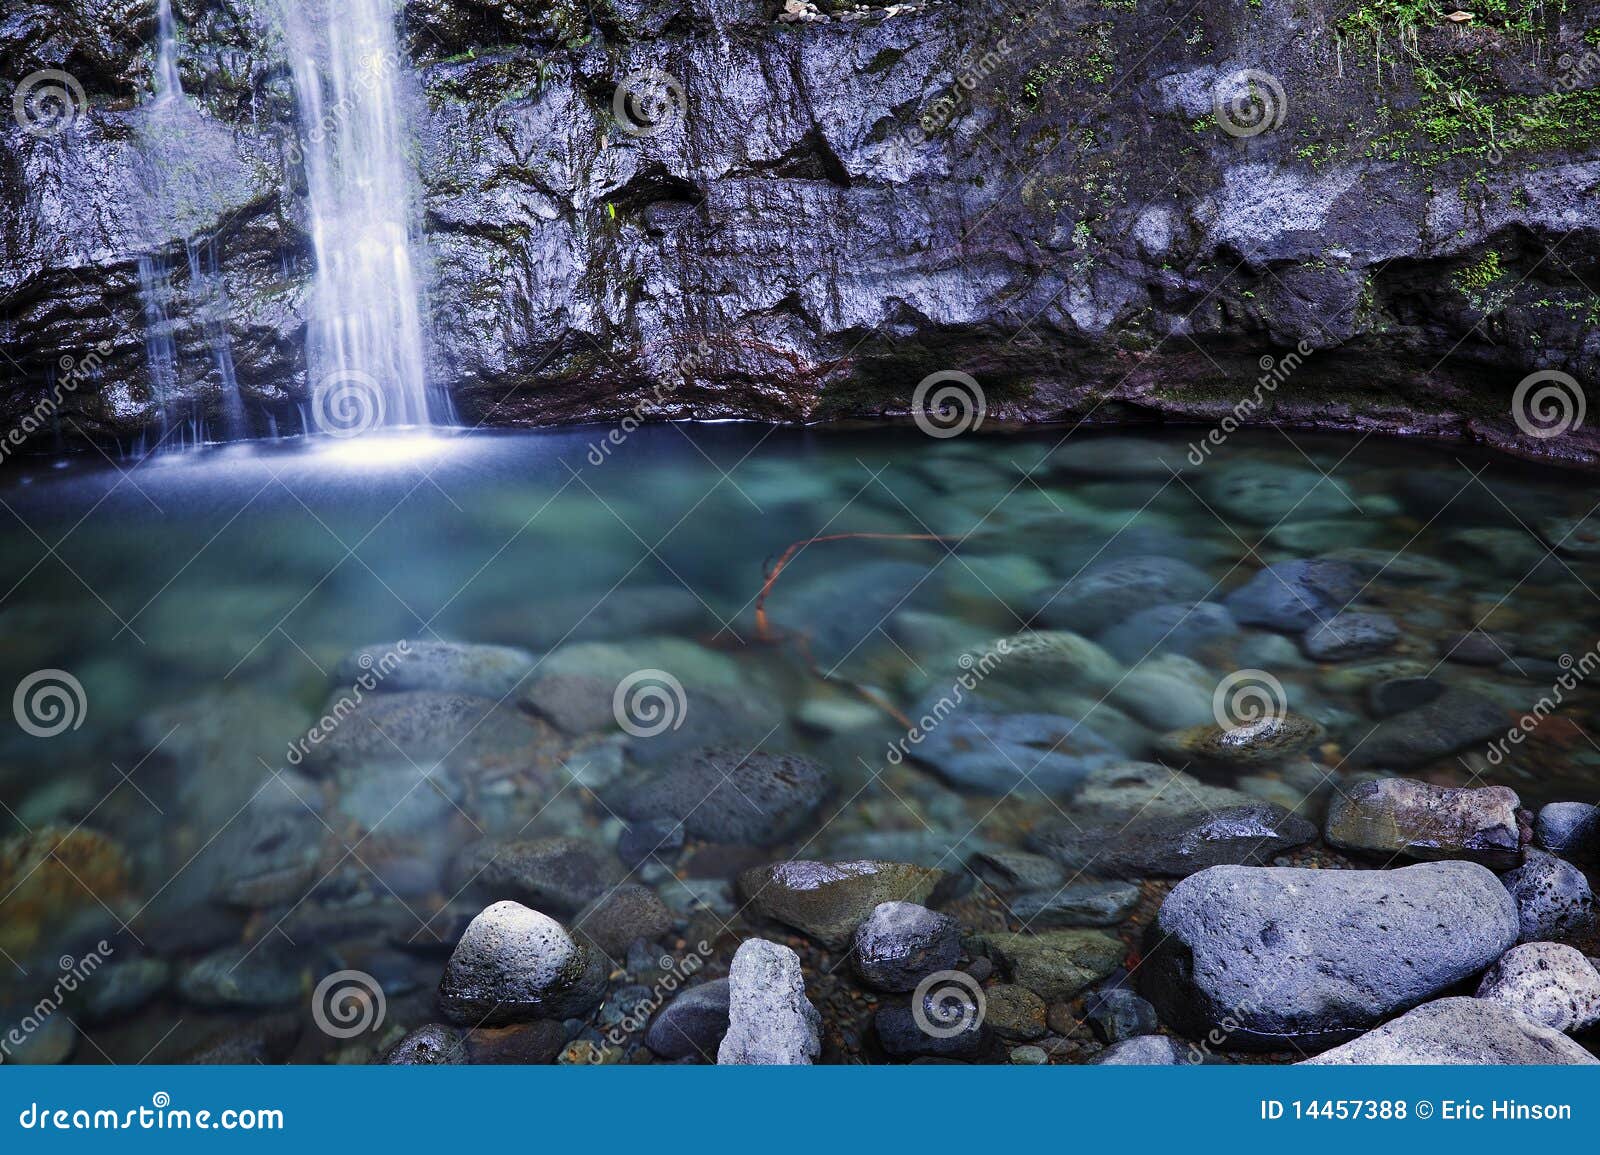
[614,748,831,846]
[1030,804,1316,879]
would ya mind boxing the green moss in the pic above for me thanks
[1453,250,1510,312]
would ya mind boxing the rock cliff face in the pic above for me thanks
[3,0,1599,463]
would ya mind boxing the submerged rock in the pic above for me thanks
[1031,804,1317,879]
[646,979,731,1061]
[1086,988,1160,1043]
[385,1023,467,1065]
[1351,687,1507,768]
[1096,601,1239,664]
[1010,881,1142,927]
[984,930,1125,1002]
[1299,611,1399,661]
[1475,942,1600,1032]
[852,901,961,992]
[449,836,624,915]
[909,711,1122,795]
[176,943,307,1009]
[985,983,1047,1041]
[1203,465,1357,525]
[1093,1035,1186,1065]
[1141,862,1520,1050]
[717,940,821,1065]
[1324,777,1525,868]
[333,640,537,698]
[739,860,943,949]
[464,1020,567,1064]
[614,748,831,846]
[875,985,992,1059]
[437,901,606,1026]
[1157,715,1324,768]
[966,850,1067,894]
[295,690,555,777]
[1030,556,1212,634]
[1301,998,1599,1065]
[1224,560,1362,632]
[572,883,673,958]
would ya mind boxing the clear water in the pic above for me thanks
[0,426,1595,1062]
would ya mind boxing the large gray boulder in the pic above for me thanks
[717,940,821,1066]
[1141,862,1520,1050]
[1302,998,1600,1065]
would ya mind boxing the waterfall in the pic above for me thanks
[153,0,183,103]
[186,237,248,441]
[134,0,250,446]
[137,254,185,444]
[282,0,435,434]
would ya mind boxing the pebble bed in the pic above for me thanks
[0,426,1596,1065]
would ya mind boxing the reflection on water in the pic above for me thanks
[0,425,1596,1063]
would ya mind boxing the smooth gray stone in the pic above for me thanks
[1301,998,1599,1065]
[1141,862,1520,1050]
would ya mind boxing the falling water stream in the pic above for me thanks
[282,0,435,433]
[133,0,249,447]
